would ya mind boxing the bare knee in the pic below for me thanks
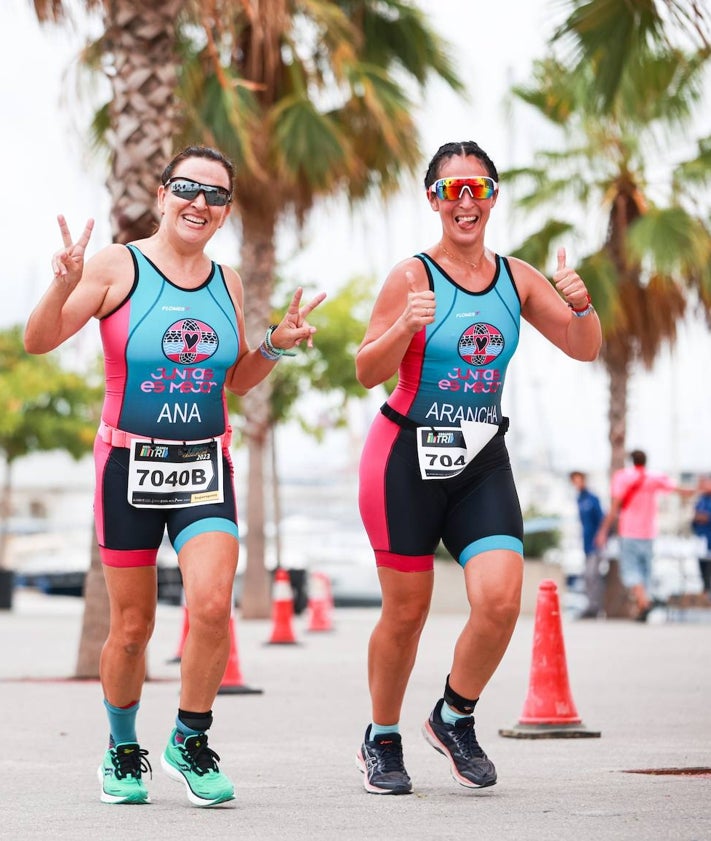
[379,598,430,643]
[110,608,154,656]
[187,594,232,637]
[477,591,520,632]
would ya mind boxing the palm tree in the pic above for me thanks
[175,0,464,616]
[33,0,184,241]
[551,0,711,108]
[32,0,463,626]
[506,46,711,473]
[32,0,185,674]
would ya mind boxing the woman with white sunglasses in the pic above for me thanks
[355,140,601,795]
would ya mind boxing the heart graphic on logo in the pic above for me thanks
[184,332,199,349]
[475,336,488,352]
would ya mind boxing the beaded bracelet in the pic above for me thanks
[258,341,282,361]
[262,324,297,358]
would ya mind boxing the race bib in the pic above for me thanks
[416,420,500,480]
[127,439,223,508]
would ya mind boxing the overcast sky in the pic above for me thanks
[3,0,710,478]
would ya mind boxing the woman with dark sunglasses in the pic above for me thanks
[355,140,601,795]
[24,144,325,808]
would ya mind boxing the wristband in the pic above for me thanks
[264,324,297,357]
[570,304,595,318]
[258,341,281,361]
[568,293,592,313]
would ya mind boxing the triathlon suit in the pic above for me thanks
[359,253,524,573]
[93,244,240,568]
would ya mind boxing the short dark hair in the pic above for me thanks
[424,141,499,190]
[161,145,235,192]
[630,450,647,467]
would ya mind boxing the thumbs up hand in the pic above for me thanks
[553,247,591,312]
[401,270,436,333]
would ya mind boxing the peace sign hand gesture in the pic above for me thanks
[270,287,327,352]
[51,214,94,289]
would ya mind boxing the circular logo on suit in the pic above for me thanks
[162,319,219,364]
[458,323,504,366]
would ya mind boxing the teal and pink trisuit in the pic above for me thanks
[358,253,525,572]
[93,244,240,568]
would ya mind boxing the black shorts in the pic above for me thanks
[94,437,238,567]
[358,411,523,571]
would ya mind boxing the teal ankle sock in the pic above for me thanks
[370,721,400,738]
[440,701,469,726]
[104,699,140,746]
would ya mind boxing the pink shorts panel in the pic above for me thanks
[374,550,434,573]
[101,547,158,568]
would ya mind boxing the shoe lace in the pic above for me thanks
[180,735,221,776]
[452,718,487,760]
[373,738,406,773]
[113,745,152,780]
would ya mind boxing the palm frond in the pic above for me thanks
[270,96,347,187]
[627,207,711,279]
[509,219,575,268]
[551,0,711,107]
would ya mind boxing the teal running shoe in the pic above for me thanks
[97,742,151,804]
[161,729,235,807]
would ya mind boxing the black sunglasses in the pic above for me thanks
[165,177,232,207]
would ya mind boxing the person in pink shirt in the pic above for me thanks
[596,450,693,621]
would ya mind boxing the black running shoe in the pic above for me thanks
[422,698,497,788]
[356,727,412,795]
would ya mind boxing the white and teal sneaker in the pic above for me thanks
[161,729,235,807]
[98,743,151,804]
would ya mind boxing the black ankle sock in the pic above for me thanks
[443,675,479,715]
[177,708,213,734]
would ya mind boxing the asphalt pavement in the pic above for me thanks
[1,585,709,841]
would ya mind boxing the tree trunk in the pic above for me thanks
[73,0,182,669]
[0,458,12,571]
[240,383,273,618]
[603,338,631,474]
[271,426,283,569]
[601,339,633,617]
[74,531,109,679]
[236,205,279,619]
[103,0,182,243]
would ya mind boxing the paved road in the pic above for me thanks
[2,587,709,841]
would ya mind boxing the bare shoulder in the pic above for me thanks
[220,263,245,308]
[505,255,552,302]
[86,243,134,278]
[84,244,136,316]
[385,254,429,290]
[506,255,547,284]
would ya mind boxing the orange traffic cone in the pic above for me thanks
[307,572,334,632]
[499,579,600,738]
[167,604,190,664]
[218,614,263,695]
[266,567,299,645]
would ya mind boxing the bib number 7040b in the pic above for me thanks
[127,439,223,507]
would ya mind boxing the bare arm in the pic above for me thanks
[355,259,435,389]
[595,497,621,548]
[224,273,326,396]
[513,248,602,362]
[24,216,127,353]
